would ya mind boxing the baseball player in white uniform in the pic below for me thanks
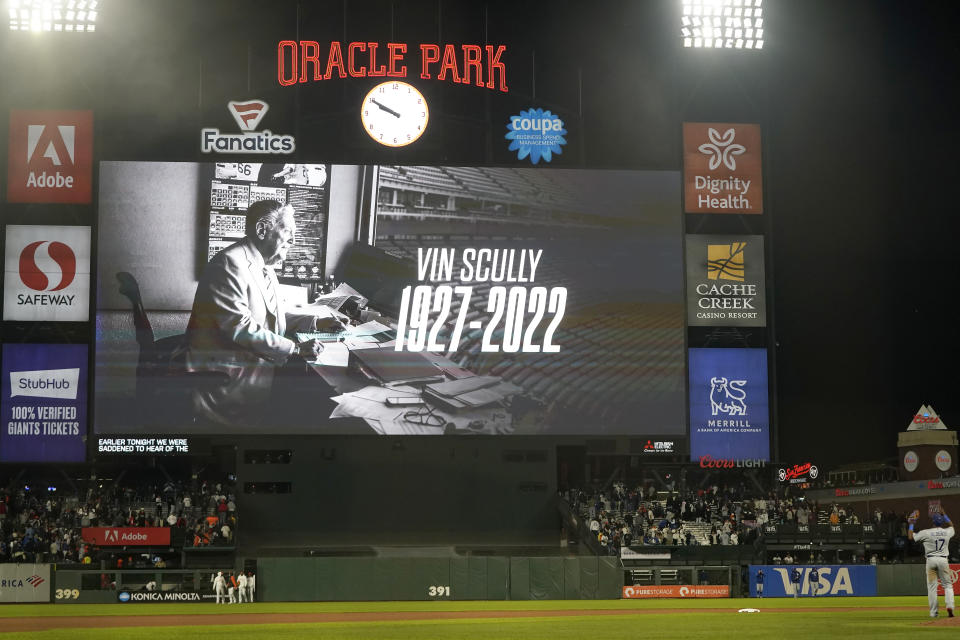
[237,572,248,603]
[908,510,955,618]
[213,571,227,604]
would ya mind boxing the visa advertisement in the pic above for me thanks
[689,348,769,461]
[0,344,87,463]
[749,565,877,598]
[94,161,685,437]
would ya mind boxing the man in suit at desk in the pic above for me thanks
[185,199,340,427]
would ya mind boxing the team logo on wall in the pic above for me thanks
[683,122,762,214]
[3,225,91,321]
[7,110,93,203]
[201,100,295,154]
[685,234,765,326]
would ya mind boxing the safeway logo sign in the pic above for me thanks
[19,241,76,291]
[3,226,91,322]
[7,110,93,203]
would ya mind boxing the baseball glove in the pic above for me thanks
[906,509,920,525]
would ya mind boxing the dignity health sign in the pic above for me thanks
[1,344,87,462]
[683,122,762,214]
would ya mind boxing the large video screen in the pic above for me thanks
[95,162,684,436]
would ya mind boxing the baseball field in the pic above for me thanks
[0,597,957,639]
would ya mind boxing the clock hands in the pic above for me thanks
[371,98,401,118]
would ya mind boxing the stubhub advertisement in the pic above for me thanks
[689,348,769,461]
[0,344,87,462]
[749,565,877,598]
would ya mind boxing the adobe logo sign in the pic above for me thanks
[3,225,91,322]
[7,110,93,203]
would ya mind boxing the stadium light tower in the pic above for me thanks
[8,0,99,33]
[681,0,764,50]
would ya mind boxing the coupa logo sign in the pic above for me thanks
[3,225,91,322]
[7,110,93,203]
[201,100,295,154]
[505,108,567,164]
[710,377,746,416]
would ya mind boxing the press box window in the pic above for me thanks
[244,482,292,494]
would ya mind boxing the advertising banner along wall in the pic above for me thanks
[0,564,51,603]
[689,348,770,461]
[749,565,877,598]
[1,344,88,463]
[622,585,729,599]
[81,527,172,546]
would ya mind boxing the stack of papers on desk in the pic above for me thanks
[423,376,522,411]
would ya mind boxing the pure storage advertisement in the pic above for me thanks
[1,344,88,463]
[689,348,769,461]
[95,162,686,437]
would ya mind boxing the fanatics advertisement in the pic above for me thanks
[683,122,762,214]
[749,565,877,598]
[685,235,766,326]
[6,110,93,204]
[0,564,51,603]
[3,225,91,322]
[689,348,770,461]
[1,344,87,463]
[95,163,685,437]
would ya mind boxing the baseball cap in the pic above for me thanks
[932,513,946,527]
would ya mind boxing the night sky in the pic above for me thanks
[2,1,956,470]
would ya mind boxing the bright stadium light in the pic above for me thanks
[7,0,99,32]
[681,0,764,50]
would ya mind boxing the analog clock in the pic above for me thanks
[360,81,429,147]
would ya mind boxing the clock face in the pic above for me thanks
[360,81,429,147]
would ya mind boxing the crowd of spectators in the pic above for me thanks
[0,470,237,566]
[565,474,913,558]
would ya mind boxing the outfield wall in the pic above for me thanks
[257,556,623,601]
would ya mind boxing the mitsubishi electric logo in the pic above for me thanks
[698,127,745,171]
[707,242,746,282]
[202,99,295,154]
[710,377,747,416]
[27,124,75,166]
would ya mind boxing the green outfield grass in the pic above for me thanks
[0,597,955,640]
